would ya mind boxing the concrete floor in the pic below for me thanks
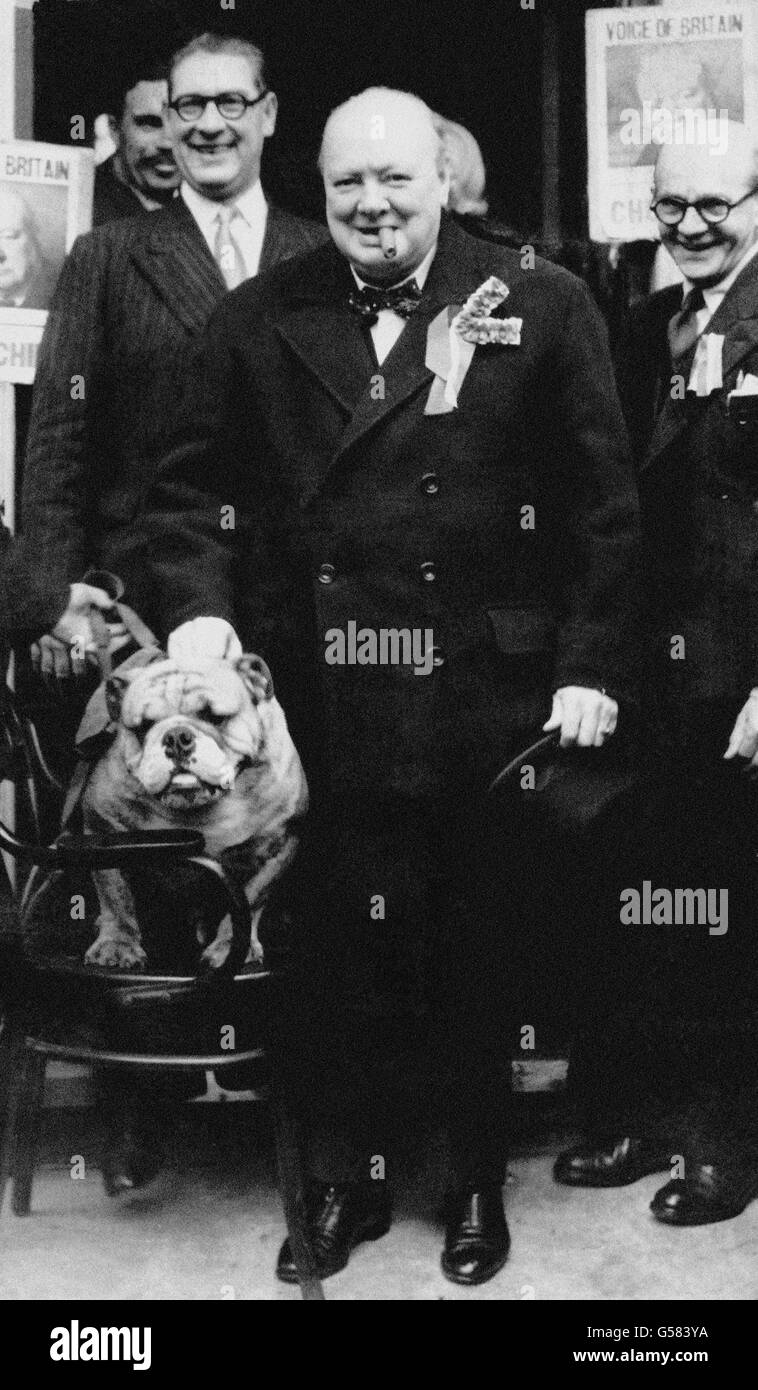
[1,1104,756,1301]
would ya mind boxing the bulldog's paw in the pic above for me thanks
[245,933,264,965]
[199,936,233,972]
[85,934,148,971]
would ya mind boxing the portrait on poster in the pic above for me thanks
[586,2,758,243]
[0,141,93,383]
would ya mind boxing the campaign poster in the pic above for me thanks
[0,141,93,383]
[586,2,758,243]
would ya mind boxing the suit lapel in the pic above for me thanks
[644,256,758,471]
[707,250,758,378]
[129,200,225,333]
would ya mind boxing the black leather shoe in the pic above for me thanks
[554,1134,670,1188]
[276,1183,392,1284]
[651,1161,758,1226]
[441,1187,510,1286]
[102,1129,164,1197]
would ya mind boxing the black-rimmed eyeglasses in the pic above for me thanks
[168,90,269,122]
[651,187,758,227]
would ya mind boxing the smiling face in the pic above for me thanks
[168,50,277,202]
[321,89,449,284]
[654,125,758,287]
[115,79,179,202]
[0,192,39,299]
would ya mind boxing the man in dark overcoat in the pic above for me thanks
[132,87,639,1284]
[556,123,758,1227]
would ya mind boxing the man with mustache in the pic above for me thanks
[93,58,180,224]
[11,31,326,1196]
[141,87,639,1284]
[557,124,758,1226]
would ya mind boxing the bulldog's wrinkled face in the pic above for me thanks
[106,656,272,811]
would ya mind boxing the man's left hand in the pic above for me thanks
[724,691,758,765]
[543,686,618,748]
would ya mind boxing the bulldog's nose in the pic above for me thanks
[162,725,196,762]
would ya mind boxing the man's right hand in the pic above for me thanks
[167,617,243,664]
[31,581,130,680]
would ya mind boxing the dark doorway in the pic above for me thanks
[32,0,594,240]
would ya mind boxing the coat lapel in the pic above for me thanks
[642,286,693,471]
[129,200,226,333]
[274,246,377,414]
[274,218,488,480]
[258,203,296,275]
[334,219,486,462]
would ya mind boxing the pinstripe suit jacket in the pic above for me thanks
[15,196,327,633]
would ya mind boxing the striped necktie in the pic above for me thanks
[213,205,247,290]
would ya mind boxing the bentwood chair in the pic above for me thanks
[0,680,323,1300]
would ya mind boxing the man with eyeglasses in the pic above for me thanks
[556,123,758,1228]
[16,30,326,683]
[9,31,326,1197]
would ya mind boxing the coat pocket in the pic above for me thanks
[486,607,556,655]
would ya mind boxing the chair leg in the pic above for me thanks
[271,1091,324,1302]
[11,1046,46,1217]
[0,1015,27,1218]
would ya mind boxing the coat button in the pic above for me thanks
[419,472,440,495]
[419,561,436,583]
[317,563,336,584]
[430,645,446,667]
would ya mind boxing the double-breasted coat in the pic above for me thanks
[150,216,639,800]
[146,216,639,1014]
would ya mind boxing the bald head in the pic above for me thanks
[320,88,444,172]
[0,189,41,302]
[653,122,758,287]
[320,87,450,284]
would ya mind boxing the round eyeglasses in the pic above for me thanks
[168,90,269,122]
[651,186,758,227]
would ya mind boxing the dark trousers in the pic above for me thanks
[277,791,555,1192]
[568,704,758,1157]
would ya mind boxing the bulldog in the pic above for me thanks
[79,653,308,971]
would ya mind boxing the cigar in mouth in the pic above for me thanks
[378,226,397,258]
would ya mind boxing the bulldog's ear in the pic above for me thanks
[105,674,130,724]
[237,654,274,703]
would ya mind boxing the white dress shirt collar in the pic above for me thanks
[181,180,268,280]
[181,178,266,234]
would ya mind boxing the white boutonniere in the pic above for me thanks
[424,276,523,414]
[727,368,758,422]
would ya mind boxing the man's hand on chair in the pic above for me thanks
[31,582,131,680]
